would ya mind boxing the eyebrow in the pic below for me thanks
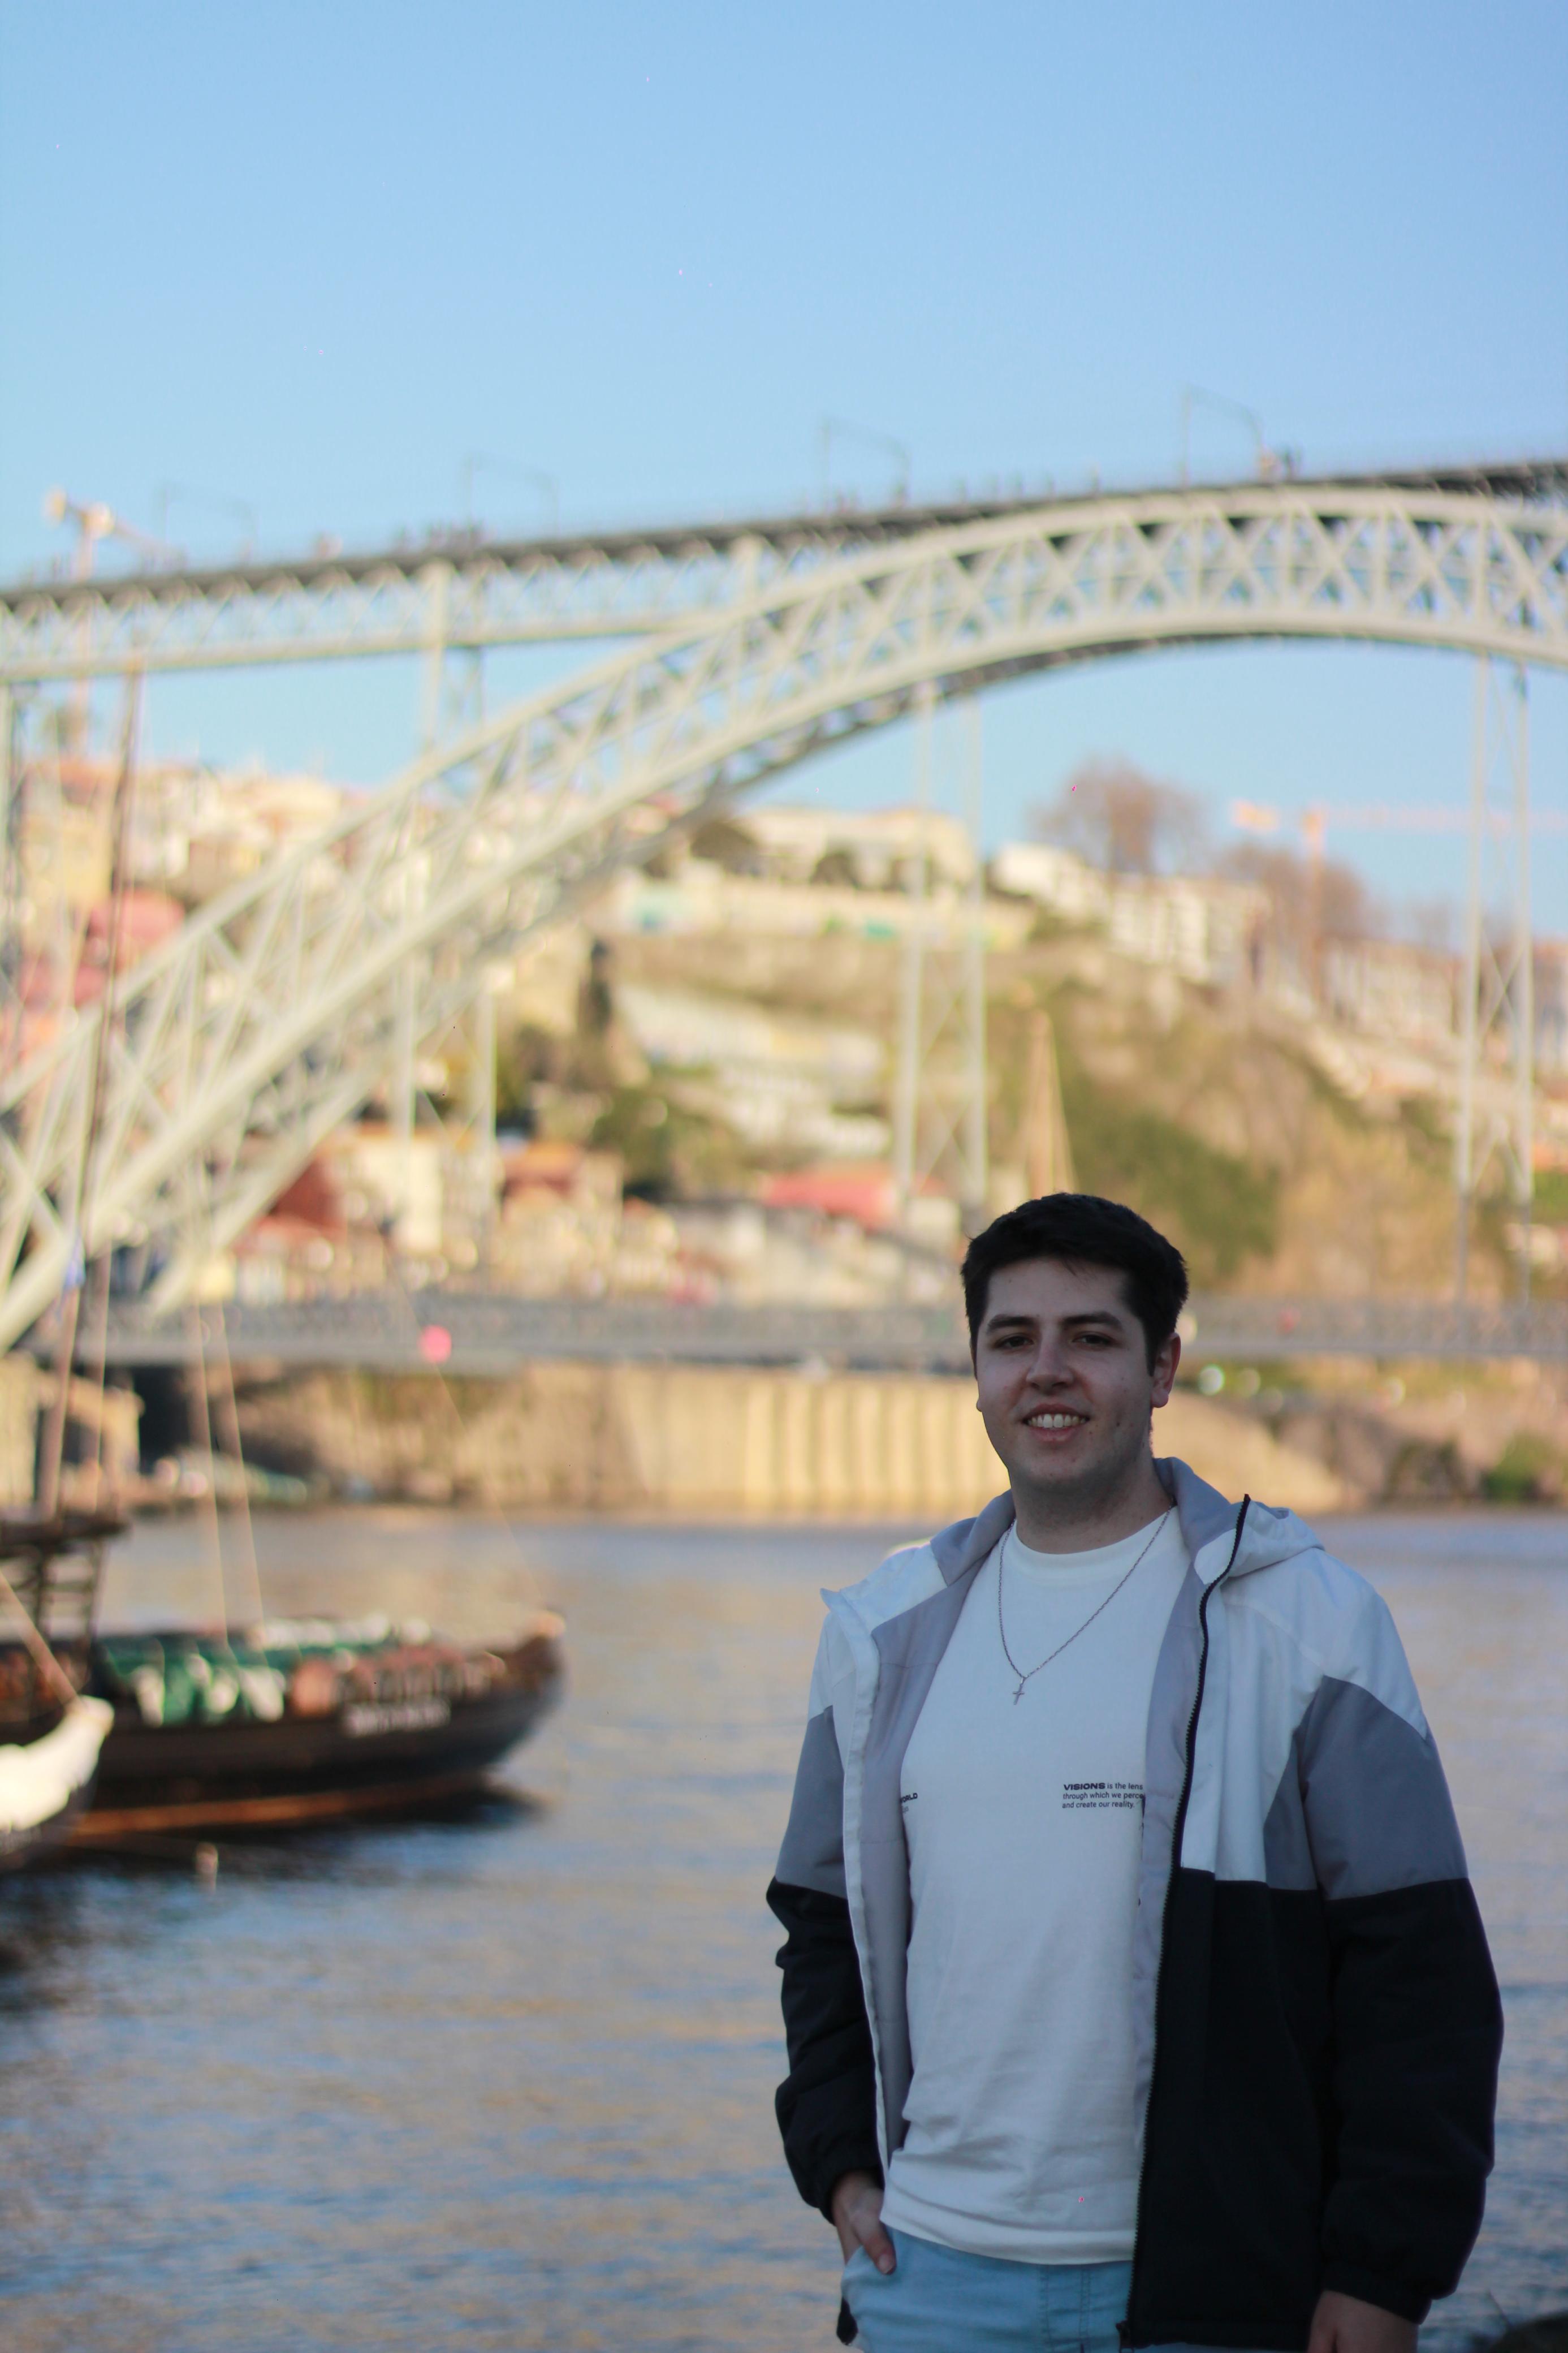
[982,1309,1129,1335]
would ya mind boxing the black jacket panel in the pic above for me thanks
[1130,1877,1331,2349]
[1127,1872,1501,2346]
[767,1876,882,2219]
[1318,1878,1501,2318]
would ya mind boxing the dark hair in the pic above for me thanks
[961,1193,1189,1370]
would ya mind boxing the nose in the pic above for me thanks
[1023,1338,1074,1389]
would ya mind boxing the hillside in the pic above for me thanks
[605,918,1499,1303]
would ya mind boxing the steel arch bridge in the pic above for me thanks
[2,472,1566,1352]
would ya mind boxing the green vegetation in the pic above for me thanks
[588,1082,749,1197]
[1396,1093,1450,1170]
[1480,1432,1563,1505]
[495,1023,560,1123]
[1534,1168,1568,1224]
[1059,1070,1280,1285]
[1386,1438,1470,1503]
[1284,1040,1370,1133]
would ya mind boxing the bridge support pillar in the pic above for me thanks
[418,559,452,755]
[0,682,15,1058]
[891,684,990,1245]
[1454,657,1534,1307]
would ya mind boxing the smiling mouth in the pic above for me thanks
[1023,1409,1088,1432]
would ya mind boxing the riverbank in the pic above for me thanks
[226,1360,1350,1516]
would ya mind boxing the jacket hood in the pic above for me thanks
[927,1455,1321,1591]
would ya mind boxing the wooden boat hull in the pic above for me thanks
[70,1621,565,1841]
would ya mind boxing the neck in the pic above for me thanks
[1010,1451,1169,1554]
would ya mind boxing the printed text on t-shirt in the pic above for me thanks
[1061,1780,1142,1811]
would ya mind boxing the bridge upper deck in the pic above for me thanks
[3,458,1565,681]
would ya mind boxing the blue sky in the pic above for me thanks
[3,0,1565,924]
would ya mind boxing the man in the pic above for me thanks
[768,1193,1500,2353]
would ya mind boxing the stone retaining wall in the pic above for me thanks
[234,1362,1349,1518]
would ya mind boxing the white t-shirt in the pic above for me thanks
[879,1509,1190,2265]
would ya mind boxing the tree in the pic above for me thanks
[1030,758,1206,876]
[689,815,764,875]
[1217,842,1381,962]
[811,847,861,889]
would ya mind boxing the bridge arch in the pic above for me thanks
[3,483,1566,1344]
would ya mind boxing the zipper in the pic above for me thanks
[1122,1497,1251,2347]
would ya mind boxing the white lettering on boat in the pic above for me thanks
[341,1699,452,1738]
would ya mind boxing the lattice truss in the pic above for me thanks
[0,525,876,678]
[2,478,1565,679]
[2,485,1567,1348]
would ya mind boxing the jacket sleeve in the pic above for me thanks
[1298,1588,1502,2321]
[767,1627,882,2218]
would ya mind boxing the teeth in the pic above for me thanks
[1027,1412,1083,1429]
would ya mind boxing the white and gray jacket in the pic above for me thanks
[768,1459,1501,2350]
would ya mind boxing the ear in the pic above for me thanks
[1150,1330,1181,1410]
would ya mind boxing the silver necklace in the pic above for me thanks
[997,1511,1172,1703]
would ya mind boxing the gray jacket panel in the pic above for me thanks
[777,1704,850,1898]
[1295,1676,1468,1897]
[860,1576,978,2148]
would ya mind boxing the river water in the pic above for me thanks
[0,1508,1562,2350]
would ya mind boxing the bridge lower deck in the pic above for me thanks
[81,1291,1568,1373]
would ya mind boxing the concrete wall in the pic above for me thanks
[234,1361,1349,1518]
[0,1363,141,1509]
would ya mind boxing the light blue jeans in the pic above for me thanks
[842,2230,1133,2353]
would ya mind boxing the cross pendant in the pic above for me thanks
[1013,1682,1026,1704]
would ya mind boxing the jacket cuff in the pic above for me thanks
[1319,2262,1431,2325]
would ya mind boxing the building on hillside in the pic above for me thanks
[989,844,1263,989]
[594,862,1029,952]
[489,1139,633,1296]
[1105,872,1264,989]
[615,981,889,1158]
[758,1164,956,1249]
[988,842,1111,925]
[1320,937,1458,1050]
[6,752,356,1045]
[728,803,977,892]
[130,761,349,904]
[1536,940,1568,1075]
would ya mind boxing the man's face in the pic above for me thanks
[973,1256,1179,1523]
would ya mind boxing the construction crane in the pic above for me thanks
[40,489,179,750]
[1230,799,1568,839]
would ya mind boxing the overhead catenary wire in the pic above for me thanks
[36,671,142,1520]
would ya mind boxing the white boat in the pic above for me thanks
[0,1695,114,1871]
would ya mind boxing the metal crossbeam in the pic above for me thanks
[3,482,1567,1352]
[3,462,1564,681]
